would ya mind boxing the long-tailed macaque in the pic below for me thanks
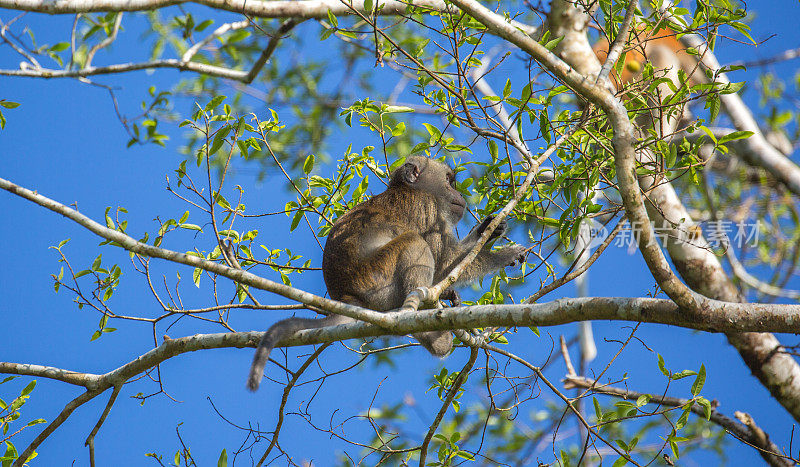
[593,27,700,89]
[247,156,526,391]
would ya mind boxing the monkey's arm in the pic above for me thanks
[456,244,526,283]
[247,314,353,391]
[439,215,525,284]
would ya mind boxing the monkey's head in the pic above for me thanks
[390,156,466,224]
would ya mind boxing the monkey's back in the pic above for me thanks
[321,188,437,309]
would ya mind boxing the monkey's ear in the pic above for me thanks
[394,161,421,185]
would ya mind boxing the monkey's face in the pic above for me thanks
[442,170,466,223]
[392,157,465,224]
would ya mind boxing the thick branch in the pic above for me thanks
[0,362,100,387]
[0,0,450,16]
[4,296,800,388]
[0,0,534,37]
[449,0,699,315]
[468,0,800,424]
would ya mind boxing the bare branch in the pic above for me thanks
[6,297,800,389]
[244,18,304,84]
[564,375,793,467]
[181,20,250,63]
[728,47,800,68]
[15,390,100,467]
[84,12,122,68]
[0,59,248,80]
[0,362,101,388]
[85,385,122,467]
[0,0,452,16]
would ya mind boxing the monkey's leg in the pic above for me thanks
[361,232,453,357]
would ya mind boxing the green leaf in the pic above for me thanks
[213,192,232,210]
[0,376,17,385]
[50,42,70,52]
[227,29,250,43]
[422,123,441,141]
[179,223,202,231]
[210,126,231,155]
[696,396,712,420]
[675,403,692,429]
[706,95,720,122]
[691,364,706,396]
[195,19,214,31]
[0,101,20,109]
[290,210,303,231]
[217,229,240,241]
[391,122,406,137]
[718,130,753,145]
[204,96,226,112]
[20,380,36,397]
[410,141,429,154]
[657,354,670,377]
[456,451,475,460]
[383,105,414,113]
[303,154,315,174]
[488,140,498,160]
[327,9,338,27]
[193,267,202,287]
[217,449,228,467]
[544,35,564,51]
[670,369,697,380]
[720,81,745,95]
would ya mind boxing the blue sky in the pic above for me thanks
[2,2,800,465]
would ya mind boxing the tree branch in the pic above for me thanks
[0,175,394,329]
[564,375,794,467]
[680,32,800,197]
[0,59,249,80]
[0,0,451,16]
[4,297,800,387]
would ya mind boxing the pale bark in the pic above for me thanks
[545,0,800,422]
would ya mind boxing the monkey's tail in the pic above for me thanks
[246,316,347,392]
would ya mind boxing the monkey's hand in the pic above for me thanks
[473,215,507,241]
[499,244,528,267]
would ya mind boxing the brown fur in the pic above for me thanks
[593,27,700,90]
[247,156,525,391]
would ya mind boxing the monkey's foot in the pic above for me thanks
[441,288,462,307]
